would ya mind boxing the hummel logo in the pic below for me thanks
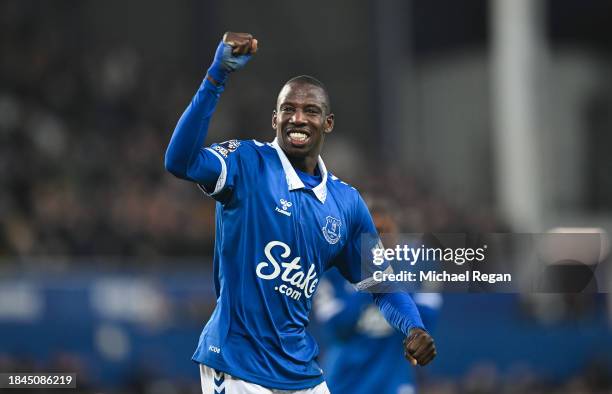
[275,198,292,217]
[214,371,225,394]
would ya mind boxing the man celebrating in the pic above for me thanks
[165,32,436,394]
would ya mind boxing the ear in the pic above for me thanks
[324,113,335,134]
[272,109,277,130]
[272,109,278,130]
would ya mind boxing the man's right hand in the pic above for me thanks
[207,32,258,86]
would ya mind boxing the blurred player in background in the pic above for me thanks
[314,197,442,394]
[165,32,436,393]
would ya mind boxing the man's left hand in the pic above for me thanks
[403,328,436,366]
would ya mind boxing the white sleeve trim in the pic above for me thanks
[354,265,393,291]
[197,147,227,196]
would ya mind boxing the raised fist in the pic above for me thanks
[223,32,258,57]
[207,32,258,85]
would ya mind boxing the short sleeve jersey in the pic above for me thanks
[191,138,378,390]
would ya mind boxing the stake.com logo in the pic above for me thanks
[256,241,319,301]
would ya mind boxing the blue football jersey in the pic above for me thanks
[191,138,380,390]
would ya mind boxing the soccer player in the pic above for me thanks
[314,198,442,394]
[164,32,436,394]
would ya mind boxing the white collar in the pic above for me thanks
[270,138,328,204]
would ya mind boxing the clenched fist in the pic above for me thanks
[223,32,258,56]
[207,32,258,86]
[403,328,436,366]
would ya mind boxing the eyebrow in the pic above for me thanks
[278,101,326,112]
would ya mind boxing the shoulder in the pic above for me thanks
[327,173,366,217]
[328,172,358,192]
[208,139,274,161]
[327,174,378,237]
[328,172,360,201]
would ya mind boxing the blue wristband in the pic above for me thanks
[206,40,253,86]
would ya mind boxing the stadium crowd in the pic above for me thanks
[0,2,501,260]
[0,2,214,258]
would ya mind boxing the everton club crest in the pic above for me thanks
[322,216,342,244]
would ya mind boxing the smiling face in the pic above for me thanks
[272,81,334,161]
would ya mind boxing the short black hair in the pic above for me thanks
[282,75,332,113]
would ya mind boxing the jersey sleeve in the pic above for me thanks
[165,77,229,194]
[196,139,244,203]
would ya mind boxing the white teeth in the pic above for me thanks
[289,132,308,141]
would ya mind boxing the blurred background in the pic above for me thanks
[1,0,611,393]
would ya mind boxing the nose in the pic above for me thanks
[290,109,307,126]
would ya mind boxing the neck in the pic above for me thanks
[287,154,318,175]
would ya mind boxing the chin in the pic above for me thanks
[283,144,310,158]
[278,137,308,154]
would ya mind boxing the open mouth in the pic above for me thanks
[286,129,311,146]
